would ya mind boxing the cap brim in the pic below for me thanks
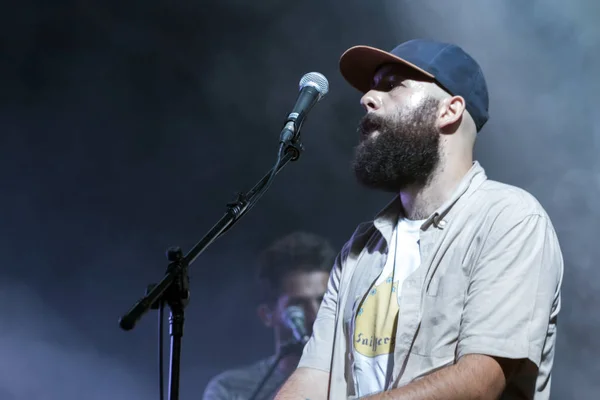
[339,45,435,93]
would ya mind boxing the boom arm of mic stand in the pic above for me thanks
[118,141,302,331]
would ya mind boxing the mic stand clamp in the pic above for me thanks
[286,141,303,161]
[145,247,190,400]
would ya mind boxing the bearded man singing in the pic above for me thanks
[274,39,564,400]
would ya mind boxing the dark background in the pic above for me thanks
[0,0,598,398]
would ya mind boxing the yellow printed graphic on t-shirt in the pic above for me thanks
[353,273,399,358]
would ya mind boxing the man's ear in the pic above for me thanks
[257,304,273,328]
[439,95,466,131]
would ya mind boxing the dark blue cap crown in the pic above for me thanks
[340,39,489,131]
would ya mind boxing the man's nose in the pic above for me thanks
[360,90,383,112]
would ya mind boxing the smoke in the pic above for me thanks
[382,0,600,397]
[2,0,599,398]
[0,283,154,400]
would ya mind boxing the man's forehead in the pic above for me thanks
[280,270,328,293]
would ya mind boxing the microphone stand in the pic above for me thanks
[118,139,304,400]
[247,341,305,400]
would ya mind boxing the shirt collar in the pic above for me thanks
[373,161,488,238]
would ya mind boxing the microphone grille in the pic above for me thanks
[284,305,305,321]
[299,72,329,97]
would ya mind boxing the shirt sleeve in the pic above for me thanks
[457,213,563,368]
[201,376,229,400]
[296,242,346,372]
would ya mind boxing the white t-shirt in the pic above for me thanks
[351,218,424,397]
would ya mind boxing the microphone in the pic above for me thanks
[282,306,310,345]
[279,72,329,143]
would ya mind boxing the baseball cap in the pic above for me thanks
[339,39,489,131]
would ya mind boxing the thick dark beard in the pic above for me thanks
[352,97,441,193]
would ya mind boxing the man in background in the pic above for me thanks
[202,231,335,400]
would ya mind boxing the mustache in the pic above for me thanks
[357,113,395,140]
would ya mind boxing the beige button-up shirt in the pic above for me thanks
[297,162,563,399]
